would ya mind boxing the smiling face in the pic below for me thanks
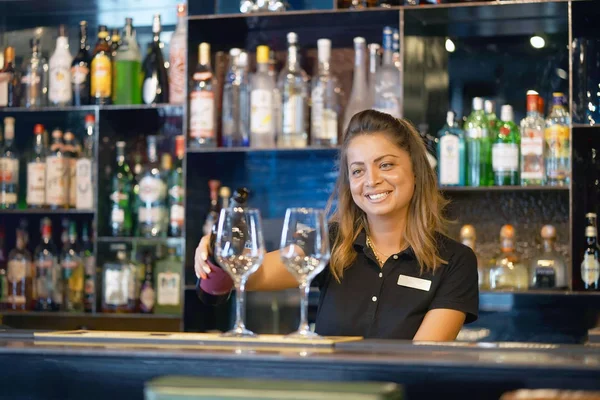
[346,132,415,223]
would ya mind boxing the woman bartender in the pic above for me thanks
[195,110,479,341]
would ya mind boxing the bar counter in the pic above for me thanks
[1,330,599,400]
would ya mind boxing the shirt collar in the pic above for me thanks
[353,229,416,259]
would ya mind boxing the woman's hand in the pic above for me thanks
[194,234,212,280]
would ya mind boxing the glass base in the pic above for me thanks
[285,328,324,340]
[221,326,258,338]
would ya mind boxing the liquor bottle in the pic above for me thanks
[137,135,168,237]
[484,99,498,134]
[45,129,68,209]
[76,115,95,209]
[0,46,20,107]
[311,38,340,147]
[189,43,215,147]
[278,32,309,148]
[114,18,142,105]
[269,50,282,142]
[34,218,60,311]
[529,225,567,289]
[343,37,369,132]
[0,117,19,209]
[373,27,402,119]
[139,251,155,313]
[142,14,169,105]
[367,43,380,108]
[7,226,32,310]
[91,25,112,105]
[197,187,249,306]
[465,97,492,187]
[488,224,529,291]
[520,91,545,186]
[222,49,250,147]
[101,249,134,313]
[61,220,83,311]
[27,124,46,208]
[492,105,520,186]
[82,223,96,312]
[437,111,466,187]
[63,130,79,208]
[49,25,73,107]
[0,226,6,310]
[21,37,48,108]
[71,21,91,106]
[110,29,121,56]
[545,92,570,186]
[460,224,488,290]
[581,214,600,291]
[202,180,222,237]
[154,245,182,315]
[169,136,185,237]
[110,141,133,236]
[169,4,187,105]
[250,45,276,148]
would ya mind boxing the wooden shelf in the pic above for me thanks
[0,208,95,215]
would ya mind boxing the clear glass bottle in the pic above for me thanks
[49,25,73,107]
[45,129,68,209]
[544,92,570,186]
[114,18,142,105]
[582,213,600,291]
[189,43,216,147]
[82,223,96,312]
[27,124,46,208]
[102,249,134,313]
[63,130,79,208]
[492,105,520,186]
[7,226,32,310]
[21,37,48,108]
[169,136,185,237]
[343,37,369,133]
[222,49,250,147]
[437,111,466,187]
[529,225,567,289]
[278,32,309,148]
[460,224,488,290]
[310,38,340,147]
[110,141,133,236]
[250,45,276,148]
[142,14,169,104]
[75,115,94,209]
[0,46,21,107]
[489,224,529,291]
[71,21,91,106]
[464,97,492,187]
[154,245,182,315]
[0,117,19,209]
[61,221,84,312]
[139,251,155,313]
[34,218,60,311]
[137,135,167,238]
[90,25,112,105]
[520,91,545,186]
[169,4,187,105]
[373,27,402,119]
[367,43,380,109]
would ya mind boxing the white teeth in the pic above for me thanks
[367,192,390,200]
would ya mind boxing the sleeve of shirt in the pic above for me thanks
[429,245,479,323]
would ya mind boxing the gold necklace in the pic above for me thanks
[366,235,389,266]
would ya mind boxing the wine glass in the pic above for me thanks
[280,208,331,339]
[214,207,265,338]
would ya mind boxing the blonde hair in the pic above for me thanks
[326,110,449,282]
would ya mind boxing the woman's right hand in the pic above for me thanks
[194,234,212,280]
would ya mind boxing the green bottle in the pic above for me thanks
[154,246,182,315]
[465,97,492,187]
[492,105,521,186]
[110,142,133,236]
[484,99,499,134]
[114,18,142,105]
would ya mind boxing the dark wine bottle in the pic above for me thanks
[141,14,169,105]
[71,21,91,106]
[196,187,250,306]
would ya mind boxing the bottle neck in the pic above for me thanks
[34,134,44,154]
[318,59,330,75]
[501,238,514,253]
[287,45,299,71]
[147,143,158,164]
[56,36,69,51]
[543,239,555,252]
[353,44,367,86]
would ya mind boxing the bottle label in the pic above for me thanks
[7,260,27,283]
[139,176,167,203]
[521,128,544,180]
[91,54,112,98]
[170,204,184,228]
[310,86,338,141]
[0,72,10,106]
[76,158,93,209]
[140,285,156,311]
[282,95,305,135]
[0,157,19,184]
[466,127,487,139]
[84,256,96,276]
[138,206,166,224]
[168,40,186,104]
[544,124,570,180]
[157,271,180,306]
[49,64,72,103]
[7,295,26,305]
[27,162,46,206]
[582,253,600,286]
[71,64,89,85]
[142,77,158,104]
[189,91,215,138]
[250,89,274,135]
[104,268,127,306]
[492,143,519,172]
[46,156,68,206]
[534,264,556,288]
[169,185,184,201]
[439,135,460,185]
[111,208,125,224]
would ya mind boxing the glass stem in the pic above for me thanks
[234,279,247,330]
[298,281,310,333]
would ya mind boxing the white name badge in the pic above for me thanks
[397,274,432,292]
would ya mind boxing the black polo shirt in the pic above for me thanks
[313,226,479,339]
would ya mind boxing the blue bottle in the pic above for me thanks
[437,111,466,187]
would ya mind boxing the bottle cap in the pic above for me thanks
[58,24,68,37]
[33,124,44,134]
[287,32,298,45]
[85,114,95,124]
[209,180,221,194]
[484,99,495,114]
[460,224,476,240]
[526,91,539,112]
[354,36,366,44]
[237,51,248,68]
[446,111,455,127]
[541,225,556,240]
[317,38,331,63]
[500,224,515,239]
[229,48,241,57]
[116,141,126,148]
[500,105,513,122]
[586,212,597,219]
[177,3,187,16]
[256,45,269,64]
[586,226,597,237]
[219,186,231,199]
[52,128,63,139]
[472,97,484,111]
[4,46,15,62]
